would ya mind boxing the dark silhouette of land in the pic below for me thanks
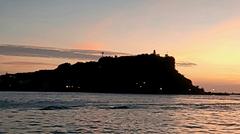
[0,53,207,94]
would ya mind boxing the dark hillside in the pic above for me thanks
[0,53,205,94]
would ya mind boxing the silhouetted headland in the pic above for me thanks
[0,53,208,94]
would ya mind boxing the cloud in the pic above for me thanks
[0,61,57,66]
[0,44,128,60]
[176,62,197,67]
[0,44,197,68]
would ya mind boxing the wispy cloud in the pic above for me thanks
[0,44,197,67]
[0,44,128,60]
[0,61,57,66]
[176,62,197,67]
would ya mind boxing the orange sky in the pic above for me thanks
[173,17,240,92]
[0,0,240,92]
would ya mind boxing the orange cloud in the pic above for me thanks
[71,13,119,51]
[86,17,115,39]
[72,41,105,50]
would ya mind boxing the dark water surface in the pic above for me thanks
[0,92,240,133]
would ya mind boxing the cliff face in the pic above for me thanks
[0,54,205,94]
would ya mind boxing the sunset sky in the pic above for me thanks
[0,0,240,92]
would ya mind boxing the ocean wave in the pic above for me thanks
[39,106,71,110]
[0,100,86,110]
[98,104,143,110]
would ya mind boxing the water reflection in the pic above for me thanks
[0,92,240,133]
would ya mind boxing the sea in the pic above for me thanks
[0,92,239,134]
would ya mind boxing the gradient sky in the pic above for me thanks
[1,0,240,92]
